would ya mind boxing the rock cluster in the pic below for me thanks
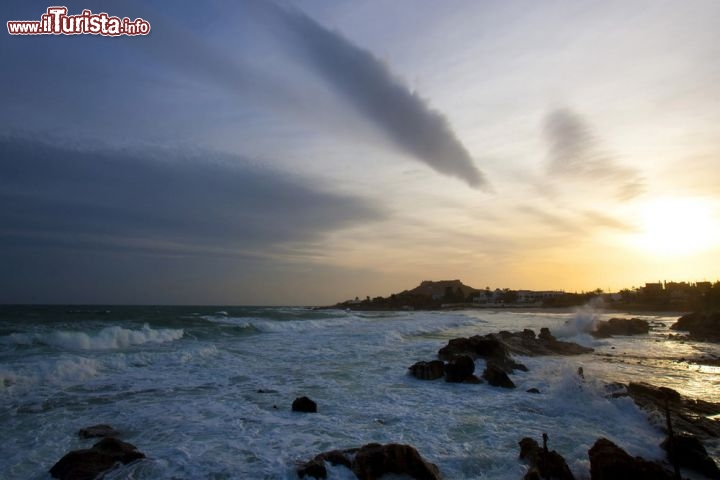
[410,329,591,389]
[408,355,480,383]
[297,443,440,480]
[592,317,649,338]
[438,329,592,369]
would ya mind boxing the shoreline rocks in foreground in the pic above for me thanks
[297,443,440,480]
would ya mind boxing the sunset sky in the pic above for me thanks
[2,0,719,305]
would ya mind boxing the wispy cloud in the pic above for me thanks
[262,2,487,189]
[544,108,645,201]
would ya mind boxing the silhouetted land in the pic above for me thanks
[329,279,720,312]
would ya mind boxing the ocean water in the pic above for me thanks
[1,305,719,479]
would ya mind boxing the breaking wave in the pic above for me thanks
[3,324,184,351]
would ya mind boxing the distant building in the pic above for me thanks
[517,290,564,303]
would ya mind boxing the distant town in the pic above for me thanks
[334,279,720,312]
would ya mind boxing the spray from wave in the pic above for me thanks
[553,298,606,346]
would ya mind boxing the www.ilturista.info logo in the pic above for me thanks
[7,7,150,36]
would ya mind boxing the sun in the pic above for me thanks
[628,197,720,258]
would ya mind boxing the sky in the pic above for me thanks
[1,0,719,305]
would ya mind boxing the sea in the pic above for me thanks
[1,304,719,479]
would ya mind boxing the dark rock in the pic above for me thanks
[444,355,475,383]
[298,443,440,480]
[408,360,445,380]
[78,424,120,439]
[671,311,720,341]
[482,363,515,388]
[519,436,575,480]
[588,438,673,479]
[292,396,317,413]
[297,459,327,479]
[49,437,145,480]
[593,318,649,338]
[526,388,541,394]
[352,443,441,480]
[538,328,556,342]
[627,382,681,404]
[439,335,510,364]
[626,381,720,439]
[463,374,483,384]
[661,433,720,478]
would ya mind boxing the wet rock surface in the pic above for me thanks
[49,437,145,480]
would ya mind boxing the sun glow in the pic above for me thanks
[629,197,720,257]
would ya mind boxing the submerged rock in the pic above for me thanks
[297,443,440,480]
[519,434,575,480]
[292,396,317,413]
[588,438,673,479]
[49,437,145,480]
[78,424,120,439]
[671,311,720,341]
[592,318,649,338]
[661,433,720,479]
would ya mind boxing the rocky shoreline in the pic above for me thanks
[46,313,720,480]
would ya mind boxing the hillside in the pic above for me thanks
[404,280,478,299]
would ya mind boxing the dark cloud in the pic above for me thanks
[544,108,645,201]
[0,136,381,257]
[260,2,487,189]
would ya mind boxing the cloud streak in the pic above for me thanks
[544,108,645,201]
[262,2,487,189]
[0,136,382,256]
